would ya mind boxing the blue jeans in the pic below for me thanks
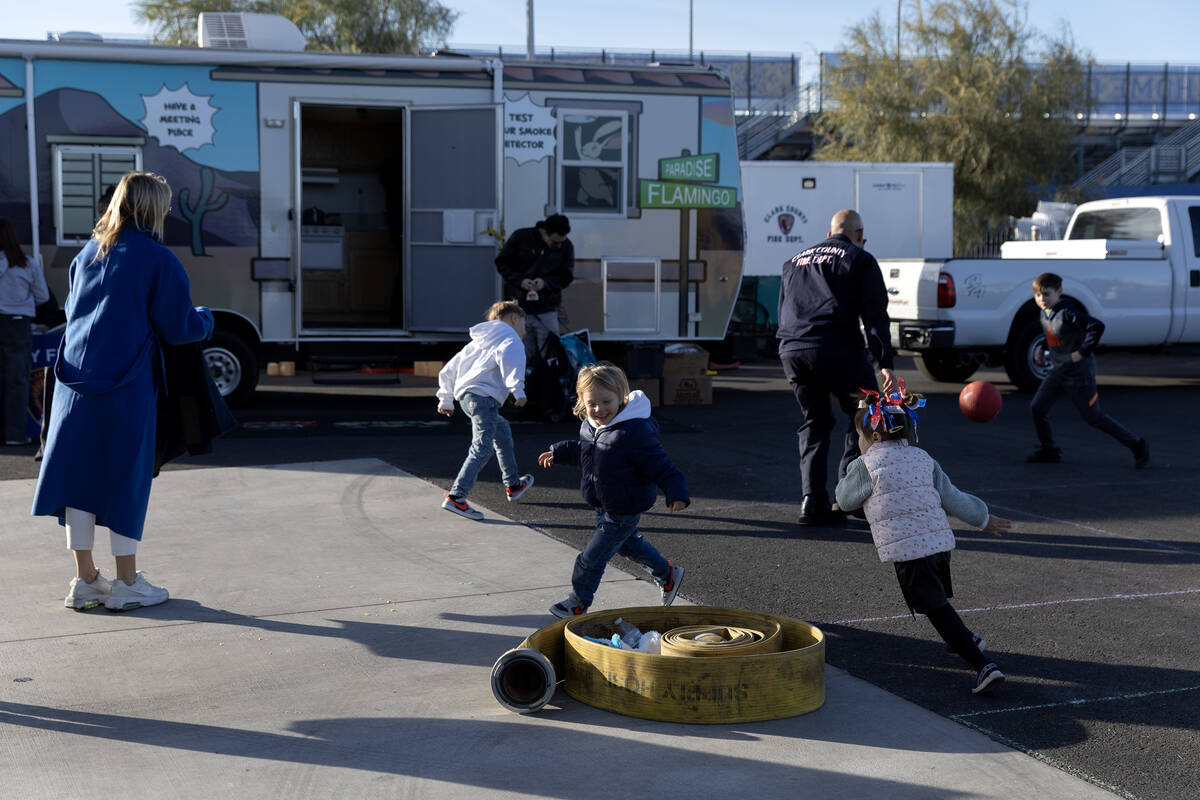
[1030,361,1139,450]
[449,392,518,498]
[0,315,33,442]
[571,509,669,608]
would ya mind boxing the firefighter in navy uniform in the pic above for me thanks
[777,209,898,526]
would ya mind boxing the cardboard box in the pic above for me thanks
[629,378,661,406]
[662,374,712,405]
[662,345,709,377]
[413,361,444,378]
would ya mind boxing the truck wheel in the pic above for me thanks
[914,352,980,383]
[1004,318,1051,393]
[204,330,259,407]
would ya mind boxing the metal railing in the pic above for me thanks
[1074,117,1200,187]
[735,85,819,160]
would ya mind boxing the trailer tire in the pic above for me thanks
[204,330,259,407]
[1004,317,1051,393]
[914,351,980,383]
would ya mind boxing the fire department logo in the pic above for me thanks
[777,213,795,235]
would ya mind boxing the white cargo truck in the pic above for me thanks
[740,161,954,275]
[731,161,952,345]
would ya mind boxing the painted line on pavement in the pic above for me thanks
[952,683,1200,719]
[824,586,1200,625]
[988,502,1200,556]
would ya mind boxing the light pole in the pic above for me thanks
[527,0,534,60]
[689,0,694,60]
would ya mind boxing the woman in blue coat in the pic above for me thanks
[32,172,213,612]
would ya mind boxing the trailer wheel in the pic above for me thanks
[204,330,259,407]
[914,351,980,383]
[1004,317,1051,393]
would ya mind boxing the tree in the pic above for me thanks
[134,0,458,55]
[814,0,1089,254]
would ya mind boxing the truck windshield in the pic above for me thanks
[1068,207,1162,241]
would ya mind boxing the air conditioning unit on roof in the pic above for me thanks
[198,12,305,51]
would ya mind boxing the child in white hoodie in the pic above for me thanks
[437,301,534,520]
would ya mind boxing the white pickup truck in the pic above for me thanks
[884,196,1200,391]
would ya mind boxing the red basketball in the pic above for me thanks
[959,380,1002,423]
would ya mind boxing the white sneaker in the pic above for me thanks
[64,573,112,610]
[105,572,169,611]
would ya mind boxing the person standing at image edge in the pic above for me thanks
[778,208,898,526]
[0,218,51,446]
[495,214,574,361]
[31,171,214,612]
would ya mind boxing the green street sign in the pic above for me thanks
[639,179,738,209]
[658,152,719,183]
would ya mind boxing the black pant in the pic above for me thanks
[780,347,877,503]
[1030,361,1138,450]
[0,315,33,443]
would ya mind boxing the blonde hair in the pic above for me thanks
[93,172,172,260]
[485,300,525,321]
[572,362,630,420]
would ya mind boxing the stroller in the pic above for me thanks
[522,328,597,423]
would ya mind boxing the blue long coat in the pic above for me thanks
[31,229,213,540]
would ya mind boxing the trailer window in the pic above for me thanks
[1068,207,1162,241]
[53,145,142,245]
[1189,207,1200,257]
[559,112,627,215]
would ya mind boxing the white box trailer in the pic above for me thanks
[0,25,745,403]
[739,161,954,275]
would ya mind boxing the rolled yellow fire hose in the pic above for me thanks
[491,606,824,723]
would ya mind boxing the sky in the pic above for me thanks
[6,0,1199,67]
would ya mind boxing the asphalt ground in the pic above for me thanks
[3,350,1198,800]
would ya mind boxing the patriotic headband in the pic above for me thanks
[858,378,926,434]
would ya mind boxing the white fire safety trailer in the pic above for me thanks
[0,14,745,404]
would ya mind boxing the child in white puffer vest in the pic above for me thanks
[834,381,1012,695]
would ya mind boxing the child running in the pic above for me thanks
[436,301,535,520]
[1026,272,1148,467]
[538,363,688,618]
[834,381,1012,694]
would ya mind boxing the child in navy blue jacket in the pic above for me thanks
[1026,272,1148,467]
[538,363,689,618]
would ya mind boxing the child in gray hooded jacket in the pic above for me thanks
[437,301,534,520]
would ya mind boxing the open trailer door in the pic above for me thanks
[406,106,502,331]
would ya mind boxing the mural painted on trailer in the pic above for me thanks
[0,59,258,253]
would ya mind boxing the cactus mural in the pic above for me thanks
[178,165,228,256]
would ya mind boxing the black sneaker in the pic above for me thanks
[549,594,588,619]
[1025,447,1062,464]
[947,632,987,654]
[1132,439,1150,469]
[972,663,1005,694]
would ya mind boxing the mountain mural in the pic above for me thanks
[0,87,259,250]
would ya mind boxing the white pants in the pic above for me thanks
[65,507,139,557]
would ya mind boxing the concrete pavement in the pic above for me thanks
[0,458,1120,798]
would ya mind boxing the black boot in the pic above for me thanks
[798,495,845,526]
[1025,446,1062,463]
